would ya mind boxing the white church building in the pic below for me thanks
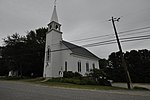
[43,5,100,78]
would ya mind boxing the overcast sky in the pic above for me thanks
[0,0,150,58]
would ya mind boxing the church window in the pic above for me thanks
[86,62,89,72]
[78,61,81,72]
[93,63,95,69]
[46,46,50,62]
[65,61,67,71]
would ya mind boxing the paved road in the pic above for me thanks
[0,81,150,100]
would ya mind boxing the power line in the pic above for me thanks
[81,34,150,47]
[70,26,150,43]
[119,26,150,34]
[72,29,150,44]
[118,30,150,37]
[46,26,150,47]
[85,37,150,48]
[70,34,113,42]
[50,35,150,53]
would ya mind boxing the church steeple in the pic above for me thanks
[48,3,61,32]
[50,5,58,23]
[43,0,62,78]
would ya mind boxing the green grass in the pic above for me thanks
[12,78,125,90]
[0,77,127,90]
[43,82,123,90]
[2,77,150,91]
[133,86,150,91]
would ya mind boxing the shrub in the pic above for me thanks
[48,71,111,86]
[62,78,81,84]
[74,72,82,78]
[87,68,112,86]
[63,71,82,78]
[80,77,97,85]
[63,71,74,78]
[62,77,97,85]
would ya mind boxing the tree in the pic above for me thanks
[107,49,150,83]
[107,51,126,82]
[99,59,109,69]
[0,46,9,76]
[125,49,150,83]
[24,27,47,77]
[2,33,26,76]
[2,27,48,77]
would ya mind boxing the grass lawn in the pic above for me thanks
[43,82,124,90]
[2,77,126,90]
[2,77,149,91]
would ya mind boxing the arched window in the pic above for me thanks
[78,61,81,72]
[65,61,67,71]
[86,62,89,72]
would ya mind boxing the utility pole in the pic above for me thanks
[109,17,132,89]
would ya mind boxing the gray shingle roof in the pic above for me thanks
[62,41,99,59]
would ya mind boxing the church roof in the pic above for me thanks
[51,5,59,23]
[62,41,100,60]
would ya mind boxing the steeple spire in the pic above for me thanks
[54,0,57,7]
[50,0,58,23]
[48,0,61,32]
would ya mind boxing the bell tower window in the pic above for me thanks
[55,25,58,30]
[48,22,61,31]
[49,25,52,29]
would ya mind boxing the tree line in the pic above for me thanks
[100,49,150,83]
[0,27,150,83]
[0,27,47,77]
